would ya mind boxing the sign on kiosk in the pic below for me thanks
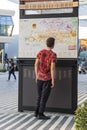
[19,17,78,58]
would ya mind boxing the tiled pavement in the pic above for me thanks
[0,72,87,130]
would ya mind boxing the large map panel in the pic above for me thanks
[19,17,78,58]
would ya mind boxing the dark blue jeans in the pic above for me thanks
[8,71,16,80]
[36,79,51,114]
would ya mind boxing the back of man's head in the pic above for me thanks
[46,37,55,48]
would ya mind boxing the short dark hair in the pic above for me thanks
[46,37,55,48]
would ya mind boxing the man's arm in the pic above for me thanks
[51,62,56,88]
[34,58,39,82]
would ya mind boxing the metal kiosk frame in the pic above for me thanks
[18,0,79,114]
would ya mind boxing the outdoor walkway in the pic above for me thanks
[0,72,87,130]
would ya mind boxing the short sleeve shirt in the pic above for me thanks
[37,49,57,81]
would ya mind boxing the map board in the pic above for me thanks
[19,17,78,58]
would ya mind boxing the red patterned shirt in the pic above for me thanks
[37,49,57,81]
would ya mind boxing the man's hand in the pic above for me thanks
[51,80,54,88]
[34,58,39,83]
[35,76,37,83]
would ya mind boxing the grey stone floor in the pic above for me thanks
[0,72,87,130]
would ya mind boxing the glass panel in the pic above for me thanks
[6,25,13,36]
[0,16,13,36]
[25,0,73,15]
[0,25,5,36]
[25,8,73,15]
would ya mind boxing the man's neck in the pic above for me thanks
[46,47,51,50]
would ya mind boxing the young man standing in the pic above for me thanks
[34,37,57,120]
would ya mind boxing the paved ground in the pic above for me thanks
[0,72,87,130]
